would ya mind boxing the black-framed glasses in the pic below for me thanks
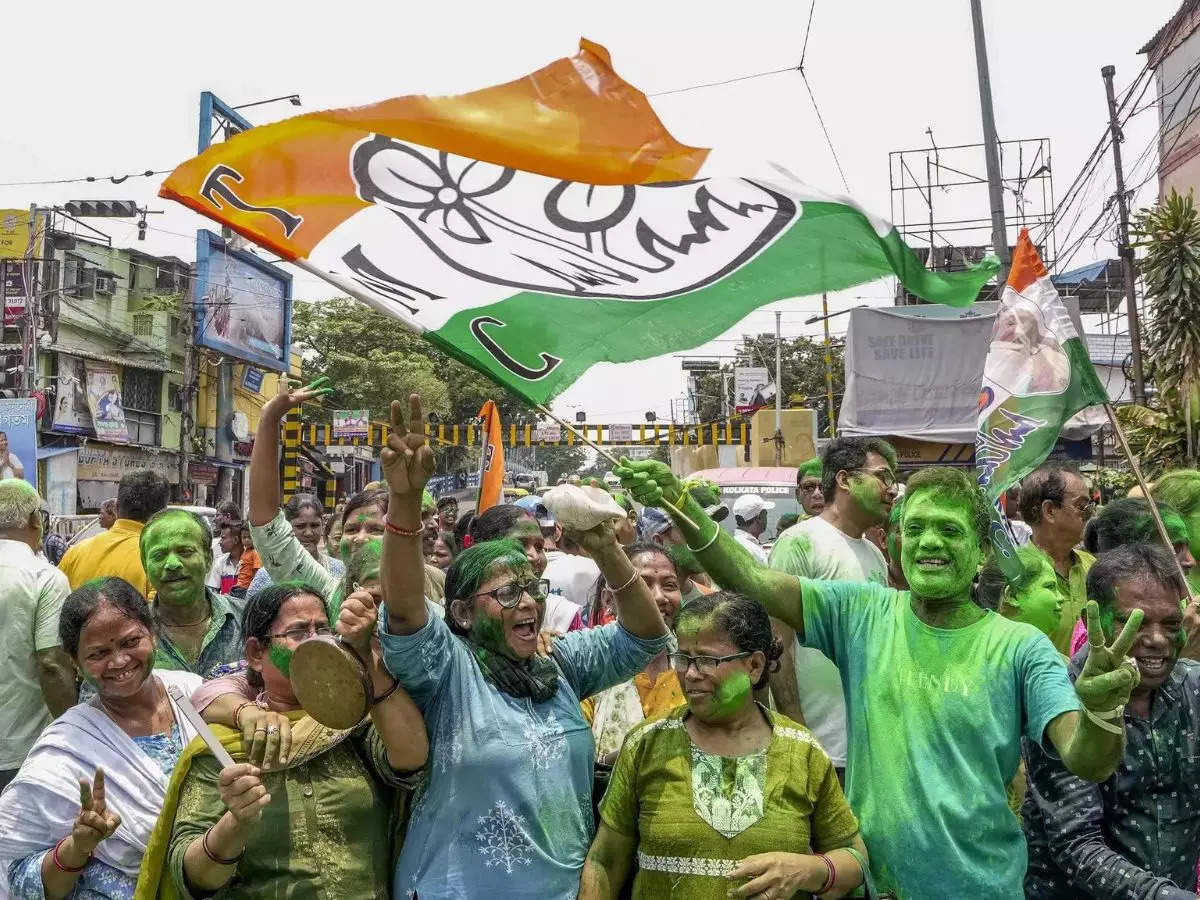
[1070,497,1097,516]
[797,482,823,494]
[853,467,898,489]
[668,650,753,675]
[473,579,551,609]
[270,622,333,643]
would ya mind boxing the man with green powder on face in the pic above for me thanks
[617,459,1143,899]
[139,508,247,679]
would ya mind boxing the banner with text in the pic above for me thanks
[333,409,369,439]
[734,367,774,414]
[0,397,37,487]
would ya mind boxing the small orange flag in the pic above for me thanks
[476,400,505,515]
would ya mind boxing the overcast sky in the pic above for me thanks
[0,0,1178,423]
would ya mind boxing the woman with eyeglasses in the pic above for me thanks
[136,581,428,899]
[375,396,671,900]
[582,591,869,900]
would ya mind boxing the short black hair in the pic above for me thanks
[820,437,898,499]
[625,541,677,573]
[469,504,528,545]
[904,466,991,545]
[1087,543,1185,616]
[673,591,783,689]
[1085,497,1179,555]
[340,489,388,528]
[1018,464,1082,525]
[242,582,327,689]
[283,493,324,523]
[437,496,458,510]
[116,471,170,522]
[60,576,153,659]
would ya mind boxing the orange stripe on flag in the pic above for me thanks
[160,39,708,261]
[476,400,505,515]
[1006,228,1048,293]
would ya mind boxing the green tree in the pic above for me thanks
[1131,189,1200,467]
[534,445,589,483]
[291,298,537,473]
[691,333,844,434]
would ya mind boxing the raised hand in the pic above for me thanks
[613,458,682,509]
[218,763,271,826]
[338,585,379,657]
[262,376,333,422]
[380,395,434,498]
[1075,600,1143,713]
[69,769,122,859]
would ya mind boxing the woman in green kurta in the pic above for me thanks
[581,591,868,900]
[134,583,428,900]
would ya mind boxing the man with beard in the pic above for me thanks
[617,460,1141,899]
[1023,543,1198,899]
[768,437,898,770]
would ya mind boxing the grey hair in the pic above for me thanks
[1086,543,1186,613]
[0,478,40,531]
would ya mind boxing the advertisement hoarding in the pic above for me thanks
[0,209,44,260]
[734,367,774,414]
[2,261,26,327]
[84,363,129,443]
[333,409,369,439]
[51,354,94,435]
[194,229,293,372]
[0,397,37,487]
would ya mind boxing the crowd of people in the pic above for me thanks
[0,385,1198,898]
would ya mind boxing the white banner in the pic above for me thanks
[734,367,773,414]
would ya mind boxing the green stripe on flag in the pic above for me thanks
[429,200,998,405]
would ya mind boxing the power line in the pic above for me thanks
[649,63,800,98]
[800,70,849,192]
[0,169,170,188]
[800,0,818,70]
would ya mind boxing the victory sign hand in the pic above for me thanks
[1075,600,1143,713]
[380,395,434,498]
[613,458,682,509]
[69,769,122,859]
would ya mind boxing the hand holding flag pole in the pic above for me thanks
[534,404,698,531]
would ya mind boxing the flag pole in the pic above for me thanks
[535,404,699,531]
[1103,401,1192,591]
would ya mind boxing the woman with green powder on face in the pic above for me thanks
[247,378,446,606]
[136,582,428,899]
[375,395,671,900]
[582,591,869,900]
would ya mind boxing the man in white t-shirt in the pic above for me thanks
[768,436,898,773]
[732,493,773,564]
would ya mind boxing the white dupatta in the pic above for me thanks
[0,670,202,881]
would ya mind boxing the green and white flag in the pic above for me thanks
[976,228,1109,577]
[161,40,997,406]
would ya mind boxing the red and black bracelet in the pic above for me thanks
[384,518,422,538]
[51,838,89,873]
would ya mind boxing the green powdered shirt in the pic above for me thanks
[801,580,1079,898]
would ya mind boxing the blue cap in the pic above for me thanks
[514,495,554,527]
[639,507,672,539]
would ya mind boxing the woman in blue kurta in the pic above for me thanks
[376,395,671,900]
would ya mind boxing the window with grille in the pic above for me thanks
[132,314,153,336]
[122,367,162,444]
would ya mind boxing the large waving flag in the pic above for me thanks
[162,39,997,406]
[976,229,1108,576]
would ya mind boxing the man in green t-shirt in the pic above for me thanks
[616,460,1143,900]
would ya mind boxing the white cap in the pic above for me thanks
[732,493,775,521]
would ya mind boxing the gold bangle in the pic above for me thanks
[606,568,641,593]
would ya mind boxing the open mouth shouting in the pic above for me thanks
[1135,655,1170,679]
[511,618,538,643]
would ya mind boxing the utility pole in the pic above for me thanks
[969,0,1011,284]
[821,292,837,436]
[774,310,784,466]
[21,204,39,396]
[1101,64,1148,406]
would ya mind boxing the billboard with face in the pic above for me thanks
[194,229,293,372]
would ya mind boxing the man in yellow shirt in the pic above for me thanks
[59,471,169,596]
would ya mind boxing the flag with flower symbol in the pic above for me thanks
[161,39,997,407]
